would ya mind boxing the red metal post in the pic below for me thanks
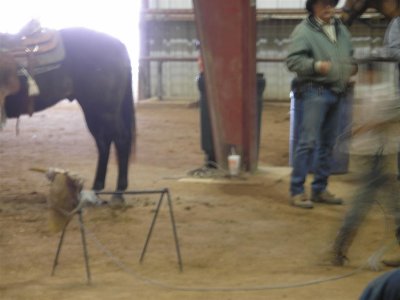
[193,0,258,172]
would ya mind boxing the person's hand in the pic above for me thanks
[318,61,332,75]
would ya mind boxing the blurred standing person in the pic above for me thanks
[286,0,357,208]
[384,16,400,180]
[331,62,400,267]
[332,16,400,269]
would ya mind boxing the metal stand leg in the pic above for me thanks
[97,188,183,271]
[51,210,91,284]
[51,220,70,276]
[139,188,183,271]
[166,189,183,272]
[78,211,91,284]
[139,191,165,263]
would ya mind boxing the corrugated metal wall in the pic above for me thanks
[256,19,295,100]
[145,20,198,99]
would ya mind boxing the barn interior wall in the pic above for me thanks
[146,20,198,99]
[142,3,394,101]
[148,0,193,9]
[146,0,347,9]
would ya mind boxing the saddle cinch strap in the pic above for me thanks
[11,29,65,74]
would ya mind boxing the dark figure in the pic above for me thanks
[196,40,216,169]
[197,70,216,168]
[187,41,217,177]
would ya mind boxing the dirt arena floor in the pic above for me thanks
[1,99,399,300]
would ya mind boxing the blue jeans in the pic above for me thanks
[290,84,344,196]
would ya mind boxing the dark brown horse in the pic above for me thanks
[1,27,136,192]
[341,0,400,25]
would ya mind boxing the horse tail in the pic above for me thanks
[122,67,136,159]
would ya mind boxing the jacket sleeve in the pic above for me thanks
[286,26,315,76]
[386,17,400,62]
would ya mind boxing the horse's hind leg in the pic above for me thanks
[105,125,131,208]
[114,129,132,191]
[92,136,112,191]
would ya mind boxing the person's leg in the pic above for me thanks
[290,86,325,197]
[397,147,400,180]
[396,66,400,180]
[311,91,342,194]
[332,153,387,265]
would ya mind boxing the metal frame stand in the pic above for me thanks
[97,188,183,272]
[51,210,91,284]
[50,188,182,284]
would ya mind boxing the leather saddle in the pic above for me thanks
[2,20,65,74]
[0,20,66,116]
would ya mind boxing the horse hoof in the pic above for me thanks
[108,194,126,209]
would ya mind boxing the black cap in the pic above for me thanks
[306,0,339,14]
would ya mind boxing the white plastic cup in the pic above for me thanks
[228,154,241,176]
